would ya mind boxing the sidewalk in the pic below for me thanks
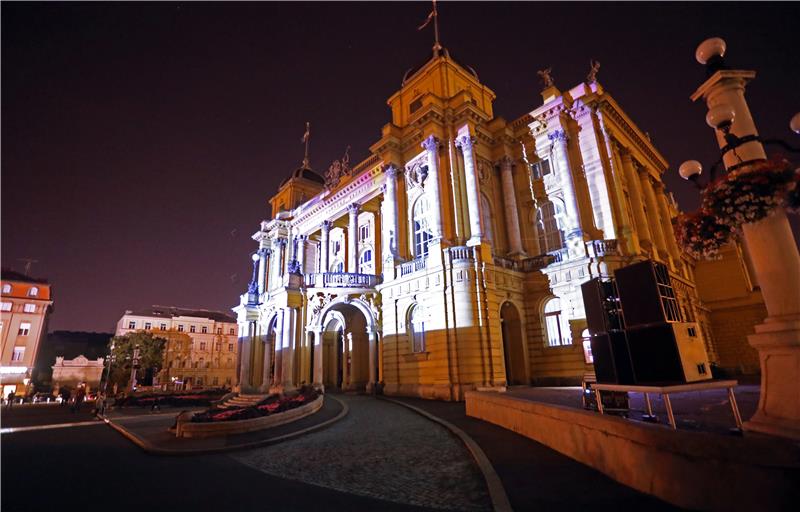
[107,395,346,454]
[388,396,680,511]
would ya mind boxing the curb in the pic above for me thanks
[106,395,349,456]
[379,397,513,512]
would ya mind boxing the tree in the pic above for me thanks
[107,331,166,390]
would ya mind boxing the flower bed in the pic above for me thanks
[674,157,799,259]
[191,386,319,423]
[115,388,228,408]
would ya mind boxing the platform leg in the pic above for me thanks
[645,393,653,416]
[663,394,676,429]
[595,388,604,414]
[728,387,744,430]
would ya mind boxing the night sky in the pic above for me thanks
[3,2,798,333]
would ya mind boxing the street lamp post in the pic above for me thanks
[130,344,141,392]
[684,38,800,440]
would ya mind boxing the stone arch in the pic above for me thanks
[500,300,529,385]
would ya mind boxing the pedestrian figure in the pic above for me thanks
[94,393,106,418]
[72,387,85,413]
[6,390,15,409]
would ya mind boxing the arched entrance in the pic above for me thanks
[501,302,527,385]
[314,299,378,393]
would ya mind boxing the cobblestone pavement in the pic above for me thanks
[232,394,492,511]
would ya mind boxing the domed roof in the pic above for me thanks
[280,165,325,188]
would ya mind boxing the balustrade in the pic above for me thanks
[303,272,382,289]
[399,257,427,277]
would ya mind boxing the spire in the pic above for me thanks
[418,0,442,56]
[301,121,311,169]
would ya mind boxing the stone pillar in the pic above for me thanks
[312,328,324,389]
[366,330,378,393]
[604,137,639,254]
[281,308,296,390]
[548,129,583,239]
[653,182,683,264]
[693,68,800,439]
[383,164,400,258]
[257,248,269,296]
[620,151,652,248]
[499,156,524,256]
[284,227,294,274]
[639,169,672,265]
[421,135,444,239]
[320,221,331,273]
[270,238,285,289]
[348,203,360,273]
[272,311,284,386]
[259,330,272,393]
[456,135,483,245]
[238,322,254,390]
[296,235,307,273]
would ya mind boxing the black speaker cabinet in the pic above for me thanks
[626,322,712,384]
[615,260,682,328]
[590,331,636,385]
[581,278,625,335]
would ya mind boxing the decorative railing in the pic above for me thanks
[548,248,569,263]
[520,254,556,271]
[447,246,473,263]
[588,239,620,257]
[399,257,427,277]
[492,256,517,270]
[303,272,382,289]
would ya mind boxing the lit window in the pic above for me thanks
[212,376,219,386]
[2,284,11,294]
[1,302,12,312]
[23,303,36,313]
[216,327,222,334]
[128,321,136,329]
[334,240,342,254]
[359,224,370,241]
[178,325,184,332]
[330,260,344,273]
[531,159,551,179]
[536,201,564,253]
[12,346,25,362]
[215,342,221,351]
[409,305,426,353]
[229,328,235,335]
[544,298,571,346]
[412,196,433,258]
[144,322,151,330]
[28,287,38,297]
[201,326,208,334]
[190,325,196,333]
[200,341,207,351]
[18,322,31,336]
[359,249,373,274]
[160,323,167,330]
[228,343,234,352]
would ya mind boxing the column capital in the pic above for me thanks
[498,155,515,171]
[455,135,476,150]
[383,163,400,178]
[548,129,569,144]
[258,247,270,257]
[295,234,308,242]
[321,220,332,232]
[347,202,361,215]
[421,135,440,152]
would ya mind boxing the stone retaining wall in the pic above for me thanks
[177,395,323,439]
[465,391,799,511]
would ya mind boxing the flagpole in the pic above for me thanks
[302,122,310,168]
[433,0,441,52]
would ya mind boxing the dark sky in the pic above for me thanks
[3,2,799,333]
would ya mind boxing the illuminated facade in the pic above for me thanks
[1,270,53,398]
[115,306,239,388]
[233,47,731,400]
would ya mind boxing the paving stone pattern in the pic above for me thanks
[232,395,492,511]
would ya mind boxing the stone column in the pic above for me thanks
[653,182,683,264]
[257,248,269,296]
[639,169,672,265]
[320,221,331,273]
[272,310,284,386]
[238,322,254,390]
[342,332,351,390]
[281,308,296,390]
[312,327,324,389]
[604,137,639,254]
[620,151,652,248]
[259,330,272,393]
[366,330,378,393]
[284,227,294,274]
[499,156,524,255]
[549,129,584,239]
[421,135,444,239]
[348,203,360,273]
[456,135,483,245]
[383,164,400,258]
[296,235,307,273]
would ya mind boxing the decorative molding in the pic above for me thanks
[405,158,429,190]
[324,146,353,189]
[455,135,476,151]
[548,129,568,144]
[420,134,440,153]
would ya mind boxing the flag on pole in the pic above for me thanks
[301,122,310,144]
[418,9,434,31]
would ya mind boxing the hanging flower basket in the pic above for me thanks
[674,157,799,260]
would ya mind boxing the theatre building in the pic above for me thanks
[233,44,758,400]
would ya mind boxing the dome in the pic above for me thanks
[280,166,325,188]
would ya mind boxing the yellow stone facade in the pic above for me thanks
[233,47,761,400]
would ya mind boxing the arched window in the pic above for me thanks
[412,196,433,258]
[359,248,373,274]
[28,287,39,297]
[330,260,344,273]
[536,201,564,253]
[543,297,571,346]
[2,284,11,294]
[409,304,426,353]
[480,194,494,246]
